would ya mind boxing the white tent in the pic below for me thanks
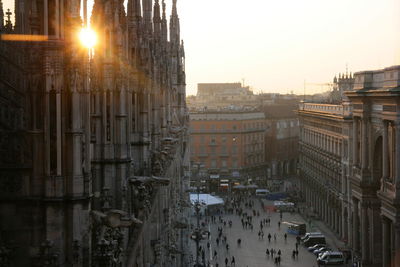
[190,194,224,206]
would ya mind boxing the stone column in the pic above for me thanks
[353,117,359,165]
[360,202,369,263]
[353,198,360,252]
[368,204,382,265]
[361,118,368,170]
[319,195,322,216]
[333,138,336,155]
[341,208,347,241]
[328,136,331,153]
[395,222,400,267]
[382,216,390,267]
[382,120,389,179]
[333,209,336,230]
[313,131,316,146]
[396,122,400,189]
[320,197,324,219]
[325,199,329,223]
[306,129,309,143]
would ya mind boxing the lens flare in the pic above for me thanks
[79,27,97,48]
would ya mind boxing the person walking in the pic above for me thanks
[266,248,270,257]
[278,221,281,229]
[274,233,277,242]
[284,233,287,241]
[277,249,281,256]
[231,256,236,266]
[225,257,228,267]
[213,250,218,260]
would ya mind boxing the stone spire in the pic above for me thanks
[143,0,153,35]
[153,0,161,39]
[128,0,142,22]
[161,0,167,43]
[5,8,12,31]
[169,0,180,44]
[172,0,177,16]
[0,0,4,28]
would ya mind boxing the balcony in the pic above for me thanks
[379,181,396,201]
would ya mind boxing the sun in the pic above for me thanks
[79,27,97,49]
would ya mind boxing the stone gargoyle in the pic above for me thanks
[91,209,143,228]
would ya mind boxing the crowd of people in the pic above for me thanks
[192,194,302,267]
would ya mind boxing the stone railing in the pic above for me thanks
[299,102,352,116]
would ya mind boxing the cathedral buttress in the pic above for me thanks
[0,0,4,28]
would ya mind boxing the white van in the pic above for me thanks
[255,189,269,197]
[301,232,322,242]
[317,251,344,265]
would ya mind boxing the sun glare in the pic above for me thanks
[79,28,97,49]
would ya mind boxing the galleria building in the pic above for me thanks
[299,66,400,267]
[0,0,189,266]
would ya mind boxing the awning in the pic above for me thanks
[190,194,224,206]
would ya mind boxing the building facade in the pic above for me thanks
[298,101,352,242]
[192,83,257,110]
[299,66,400,267]
[264,102,299,181]
[190,111,266,190]
[346,65,400,267]
[0,1,189,266]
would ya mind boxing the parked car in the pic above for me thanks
[317,251,345,265]
[307,244,326,252]
[303,235,326,247]
[313,247,331,256]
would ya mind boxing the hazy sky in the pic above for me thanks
[3,0,400,95]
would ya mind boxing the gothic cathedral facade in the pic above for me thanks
[0,0,189,266]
